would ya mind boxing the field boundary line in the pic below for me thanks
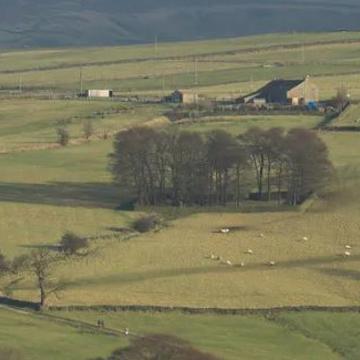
[47,304,360,316]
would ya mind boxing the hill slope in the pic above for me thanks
[1,0,360,47]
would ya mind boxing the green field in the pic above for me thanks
[4,307,360,359]
[1,32,360,101]
[1,32,360,359]
[0,99,168,152]
[177,115,322,134]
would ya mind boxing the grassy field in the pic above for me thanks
[177,115,322,134]
[1,32,360,100]
[7,306,360,360]
[0,99,168,152]
[4,307,360,360]
[1,31,360,359]
[0,307,120,360]
[332,104,360,127]
[0,119,359,308]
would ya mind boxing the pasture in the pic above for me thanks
[176,114,322,134]
[3,306,360,359]
[1,31,360,359]
[1,32,360,100]
[0,98,167,152]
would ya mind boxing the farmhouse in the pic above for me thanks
[238,76,319,106]
[165,90,199,104]
[85,89,113,98]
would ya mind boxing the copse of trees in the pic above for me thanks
[110,126,334,207]
[92,334,220,360]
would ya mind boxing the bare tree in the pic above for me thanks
[334,86,350,110]
[56,127,70,146]
[27,249,64,310]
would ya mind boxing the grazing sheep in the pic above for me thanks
[345,245,352,250]
[226,260,233,266]
[124,328,129,336]
[302,236,309,241]
[220,228,230,234]
[344,251,351,257]
[246,249,254,255]
[239,262,245,267]
[260,233,265,238]
[210,254,217,260]
[268,261,276,266]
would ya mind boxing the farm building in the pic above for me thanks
[238,76,319,106]
[85,89,113,98]
[165,90,199,104]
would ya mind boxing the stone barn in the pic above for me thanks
[238,76,319,106]
[165,90,199,104]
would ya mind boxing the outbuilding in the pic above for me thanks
[165,90,199,104]
[86,89,113,98]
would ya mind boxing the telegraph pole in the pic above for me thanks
[79,66,83,95]
[194,57,199,86]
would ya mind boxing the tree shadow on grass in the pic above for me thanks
[0,181,119,209]
[64,254,360,289]
[0,296,38,311]
[317,268,360,281]
[19,244,61,251]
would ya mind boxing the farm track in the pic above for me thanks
[2,37,360,75]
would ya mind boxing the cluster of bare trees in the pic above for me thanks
[110,126,333,207]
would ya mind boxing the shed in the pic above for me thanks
[86,89,113,98]
[165,90,199,104]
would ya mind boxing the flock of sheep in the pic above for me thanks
[207,228,353,268]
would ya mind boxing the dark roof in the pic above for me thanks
[240,79,305,103]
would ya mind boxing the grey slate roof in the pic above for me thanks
[240,79,304,104]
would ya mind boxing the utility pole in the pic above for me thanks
[19,75,23,93]
[154,35,158,58]
[79,66,83,95]
[301,44,306,65]
[194,57,199,86]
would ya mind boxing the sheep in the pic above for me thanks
[268,261,276,266]
[344,251,351,257]
[302,236,309,241]
[124,328,129,336]
[345,245,352,250]
[260,233,265,238]
[210,254,217,260]
[226,260,233,266]
[220,228,230,234]
[246,249,254,255]
[239,262,245,267]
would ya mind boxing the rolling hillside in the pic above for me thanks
[1,0,360,47]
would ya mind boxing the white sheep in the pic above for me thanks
[239,262,245,267]
[268,261,276,266]
[260,233,265,238]
[210,254,217,260]
[220,228,230,234]
[246,249,254,255]
[344,251,351,257]
[345,245,352,250]
[302,236,309,241]
[226,260,233,266]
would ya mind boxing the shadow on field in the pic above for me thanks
[0,296,38,311]
[0,181,119,208]
[19,244,61,251]
[318,268,360,281]
[64,254,360,289]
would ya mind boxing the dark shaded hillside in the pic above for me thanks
[1,0,360,47]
